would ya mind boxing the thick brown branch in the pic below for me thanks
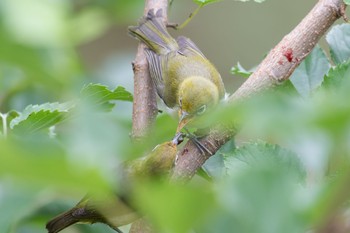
[131,0,168,140]
[172,0,346,180]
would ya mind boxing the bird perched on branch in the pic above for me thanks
[46,133,184,233]
[128,9,225,132]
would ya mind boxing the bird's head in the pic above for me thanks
[176,76,219,132]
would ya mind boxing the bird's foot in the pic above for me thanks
[183,128,213,156]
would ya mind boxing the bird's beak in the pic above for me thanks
[176,110,191,133]
[171,132,184,145]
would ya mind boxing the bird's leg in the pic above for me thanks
[183,128,213,156]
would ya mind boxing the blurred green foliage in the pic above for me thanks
[1,1,350,233]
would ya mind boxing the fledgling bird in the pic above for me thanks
[46,133,184,233]
[128,9,225,132]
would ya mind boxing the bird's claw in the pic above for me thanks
[183,128,213,156]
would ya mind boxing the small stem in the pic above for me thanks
[176,5,203,30]
[0,113,8,138]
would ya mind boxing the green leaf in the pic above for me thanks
[69,8,110,45]
[209,142,306,233]
[224,141,306,181]
[290,45,330,97]
[202,139,235,179]
[322,60,350,90]
[326,24,350,64]
[134,181,215,233]
[80,83,133,111]
[344,0,350,5]
[193,0,266,5]
[0,139,110,194]
[10,102,75,134]
[193,0,221,6]
[235,0,266,2]
[230,62,253,78]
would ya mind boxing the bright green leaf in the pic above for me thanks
[326,24,350,64]
[344,0,350,5]
[80,83,133,111]
[235,0,266,2]
[10,102,75,134]
[230,62,253,78]
[290,45,330,97]
[193,0,221,6]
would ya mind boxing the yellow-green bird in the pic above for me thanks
[46,133,183,233]
[129,9,225,132]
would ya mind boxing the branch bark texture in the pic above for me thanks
[172,0,346,180]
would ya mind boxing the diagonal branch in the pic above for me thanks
[172,0,347,181]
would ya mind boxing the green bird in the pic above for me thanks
[46,133,184,233]
[128,9,225,132]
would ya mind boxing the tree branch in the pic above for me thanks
[172,0,346,180]
[131,0,169,140]
[130,2,169,232]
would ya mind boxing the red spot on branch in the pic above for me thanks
[283,48,293,62]
[181,148,188,156]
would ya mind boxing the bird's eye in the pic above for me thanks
[196,105,207,115]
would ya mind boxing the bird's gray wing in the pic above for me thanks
[144,49,165,100]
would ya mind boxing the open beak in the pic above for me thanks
[176,110,191,133]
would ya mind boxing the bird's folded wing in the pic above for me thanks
[176,36,206,58]
[144,49,165,100]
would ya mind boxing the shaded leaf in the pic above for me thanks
[0,139,110,193]
[202,139,235,179]
[290,45,330,97]
[224,141,306,181]
[326,24,350,64]
[134,181,215,233]
[322,60,350,90]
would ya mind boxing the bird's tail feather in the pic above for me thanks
[128,9,178,54]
